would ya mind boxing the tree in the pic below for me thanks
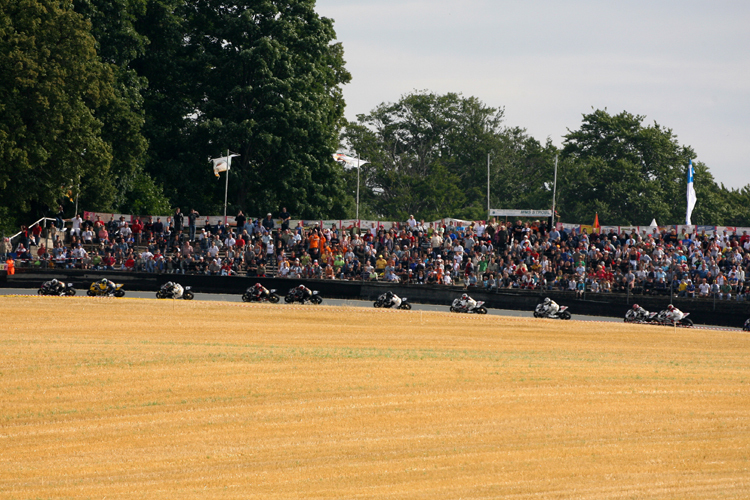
[559,109,695,225]
[73,0,171,215]
[342,91,505,221]
[133,0,352,218]
[342,91,560,221]
[0,0,116,232]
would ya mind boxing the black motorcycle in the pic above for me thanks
[373,293,412,310]
[156,283,194,300]
[38,281,76,296]
[242,287,280,303]
[285,287,322,305]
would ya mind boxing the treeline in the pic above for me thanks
[0,0,351,234]
[343,93,750,226]
[1,1,748,235]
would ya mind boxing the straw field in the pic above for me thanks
[1,295,749,499]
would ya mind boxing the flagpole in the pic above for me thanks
[223,148,229,226]
[551,155,558,226]
[487,153,491,214]
[356,153,361,223]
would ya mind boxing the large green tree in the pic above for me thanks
[134,0,352,218]
[559,109,695,226]
[342,91,558,221]
[0,0,116,233]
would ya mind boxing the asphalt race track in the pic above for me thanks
[2,287,742,331]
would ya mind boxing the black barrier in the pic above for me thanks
[3,268,749,328]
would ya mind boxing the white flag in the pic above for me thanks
[333,152,369,170]
[211,154,240,178]
[686,159,697,225]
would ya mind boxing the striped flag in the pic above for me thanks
[686,159,697,225]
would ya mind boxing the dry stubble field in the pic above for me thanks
[1,296,749,499]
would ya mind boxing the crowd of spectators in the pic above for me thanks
[5,211,750,301]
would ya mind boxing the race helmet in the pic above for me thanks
[254,283,262,288]
[543,297,551,305]
[462,293,468,300]
[667,305,675,311]
[100,278,108,286]
[51,278,59,284]
[633,304,639,310]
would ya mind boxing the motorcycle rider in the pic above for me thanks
[541,297,559,318]
[44,278,64,295]
[252,282,270,300]
[665,304,685,324]
[460,293,477,312]
[296,284,312,302]
[631,303,650,321]
[97,278,116,296]
[163,281,184,299]
[383,290,402,309]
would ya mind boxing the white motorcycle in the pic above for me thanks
[450,298,487,314]
[533,303,571,320]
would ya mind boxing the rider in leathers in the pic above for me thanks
[252,282,269,299]
[164,281,184,299]
[542,297,559,317]
[665,304,685,324]
[460,293,477,312]
[384,290,402,309]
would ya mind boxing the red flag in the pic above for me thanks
[593,213,600,233]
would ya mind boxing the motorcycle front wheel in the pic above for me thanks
[475,306,487,315]
[183,291,194,300]
[680,318,693,327]
[560,310,571,320]
[114,290,125,298]
[37,289,44,295]
[449,306,456,313]
[399,303,412,310]
[373,301,381,308]
[87,290,95,296]
[311,295,322,305]
[66,289,76,296]
[284,295,294,303]
[268,294,280,304]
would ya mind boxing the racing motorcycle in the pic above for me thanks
[242,287,280,303]
[373,293,412,310]
[624,309,660,324]
[156,283,194,300]
[655,310,693,327]
[38,281,76,296]
[533,303,571,320]
[450,298,488,314]
[285,287,323,305]
[744,319,750,332]
[87,280,126,297]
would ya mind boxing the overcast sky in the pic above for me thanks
[315,0,750,189]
